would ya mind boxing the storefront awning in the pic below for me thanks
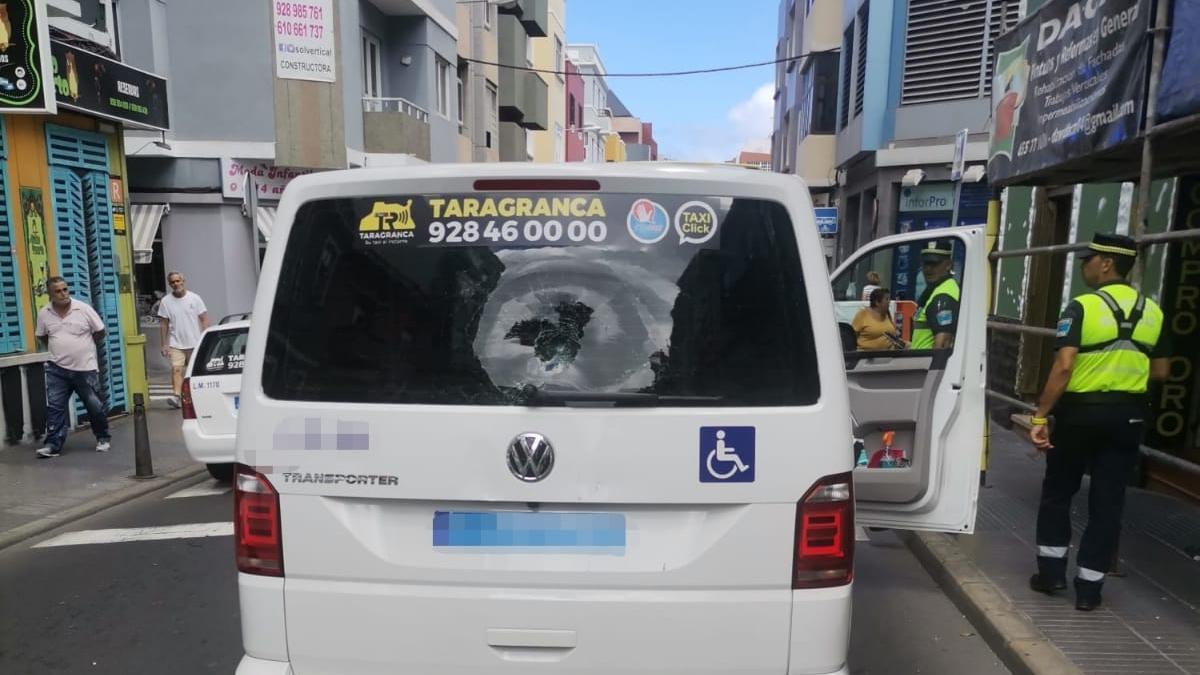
[255,206,277,241]
[129,204,168,264]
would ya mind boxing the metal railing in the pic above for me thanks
[985,390,1200,477]
[362,97,430,123]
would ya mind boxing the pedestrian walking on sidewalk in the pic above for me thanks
[1027,233,1169,611]
[157,271,209,408]
[34,277,112,458]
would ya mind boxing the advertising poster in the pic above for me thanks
[272,0,336,83]
[20,186,49,313]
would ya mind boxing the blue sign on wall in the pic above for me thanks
[814,207,838,235]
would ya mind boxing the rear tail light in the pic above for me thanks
[180,378,196,419]
[793,472,854,589]
[473,178,601,191]
[235,465,283,577]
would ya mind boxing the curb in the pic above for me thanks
[0,464,209,552]
[903,530,1083,675]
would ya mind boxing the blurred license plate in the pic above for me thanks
[433,511,625,553]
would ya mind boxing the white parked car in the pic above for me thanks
[233,164,986,675]
[181,318,249,482]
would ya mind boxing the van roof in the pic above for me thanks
[282,161,810,196]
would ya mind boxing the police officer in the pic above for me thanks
[1028,233,1169,611]
[910,240,960,349]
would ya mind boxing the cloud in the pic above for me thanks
[656,83,774,162]
[728,83,775,142]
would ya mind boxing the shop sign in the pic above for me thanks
[898,184,954,213]
[220,158,319,200]
[110,178,125,234]
[0,0,56,113]
[987,0,1149,183]
[272,0,336,83]
[814,207,838,235]
[50,39,169,130]
[1147,175,1200,451]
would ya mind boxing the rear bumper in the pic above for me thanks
[181,419,234,464]
[272,579,851,674]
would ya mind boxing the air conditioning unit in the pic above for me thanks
[48,0,116,52]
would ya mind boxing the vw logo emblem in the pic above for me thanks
[507,433,555,482]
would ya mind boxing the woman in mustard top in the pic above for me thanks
[852,287,902,351]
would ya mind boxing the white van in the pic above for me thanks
[234,164,985,675]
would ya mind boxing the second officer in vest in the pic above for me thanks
[911,240,960,350]
[1028,233,1169,611]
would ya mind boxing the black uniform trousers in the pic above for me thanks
[1035,401,1144,574]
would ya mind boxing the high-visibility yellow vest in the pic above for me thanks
[911,277,960,349]
[1066,283,1163,394]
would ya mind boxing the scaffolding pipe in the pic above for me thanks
[985,390,1200,477]
[989,227,1200,260]
[1132,0,1174,286]
[987,320,1058,337]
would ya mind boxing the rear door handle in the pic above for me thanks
[487,629,577,649]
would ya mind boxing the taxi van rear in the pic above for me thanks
[233,164,870,675]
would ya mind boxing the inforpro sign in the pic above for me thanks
[987,0,1149,184]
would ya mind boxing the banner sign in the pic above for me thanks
[988,0,1149,183]
[50,40,169,130]
[220,158,319,200]
[273,0,336,83]
[0,0,56,113]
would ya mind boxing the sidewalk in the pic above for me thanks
[927,423,1200,674]
[0,407,204,543]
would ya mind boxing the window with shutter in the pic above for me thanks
[901,0,991,105]
[0,119,25,355]
[854,5,869,117]
[839,25,853,129]
[45,125,128,414]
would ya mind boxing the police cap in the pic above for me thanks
[920,240,954,263]
[1078,233,1138,260]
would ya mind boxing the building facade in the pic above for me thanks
[529,0,567,162]
[497,0,550,161]
[564,60,587,162]
[831,0,1019,262]
[0,0,170,442]
[457,0,502,163]
[564,44,609,163]
[119,0,459,370]
[772,0,840,204]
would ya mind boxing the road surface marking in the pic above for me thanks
[855,526,870,541]
[33,522,233,548]
[165,482,232,499]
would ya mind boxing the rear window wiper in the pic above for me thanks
[518,385,723,407]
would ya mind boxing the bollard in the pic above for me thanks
[132,393,155,479]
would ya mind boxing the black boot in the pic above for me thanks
[1029,555,1068,594]
[1074,577,1103,611]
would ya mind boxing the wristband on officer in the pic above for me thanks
[1030,416,1049,426]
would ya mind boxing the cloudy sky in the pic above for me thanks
[567,0,778,161]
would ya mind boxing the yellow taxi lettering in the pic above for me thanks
[515,198,534,217]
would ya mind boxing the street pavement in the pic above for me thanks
[0,480,1009,675]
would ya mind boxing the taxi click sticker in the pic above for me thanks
[674,201,719,244]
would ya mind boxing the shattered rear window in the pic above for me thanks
[262,192,820,406]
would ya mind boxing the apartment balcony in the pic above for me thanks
[362,97,432,160]
[498,0,548,37]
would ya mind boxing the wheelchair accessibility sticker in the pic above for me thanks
[700,427,755,483]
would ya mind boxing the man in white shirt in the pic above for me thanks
[157,271,210,407]
[34,277,112,458]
